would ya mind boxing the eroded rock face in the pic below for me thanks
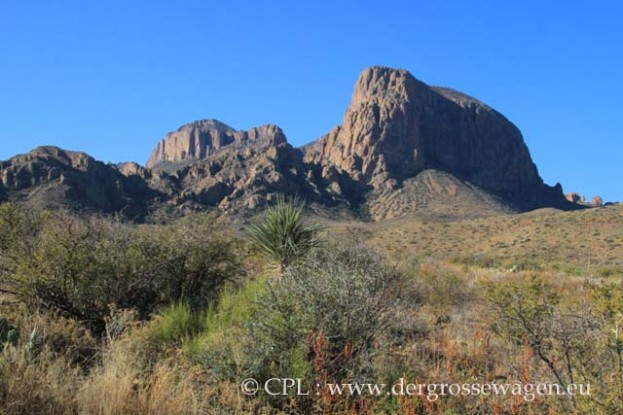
[566,192,583,203]
[304,66,566,209]
[146,120,286,169]
[565,192,604,207]
[172,130,342,212]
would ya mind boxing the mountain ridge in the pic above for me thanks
[0,66,584,220]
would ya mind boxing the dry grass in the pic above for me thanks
[353,204,623,274]
[0,347,80,415]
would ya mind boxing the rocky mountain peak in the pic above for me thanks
[303,66,566,209]
[146,119,286,170]
[352,66,424,103]
[4,146,97,173]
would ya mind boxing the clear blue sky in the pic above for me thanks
[1,1,621,202]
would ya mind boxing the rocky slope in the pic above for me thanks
[365,169,515,221]
[0,66,580,220]
[0,146,160,218]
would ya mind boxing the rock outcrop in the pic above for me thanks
[172,133,330,212]
[304,66,569,210]
[591,196,604,207]
[565,192,604,207]
[146,120,286,169]
[566,192,584,204]
[144,121,342,212]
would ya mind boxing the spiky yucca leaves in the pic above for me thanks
[249,196,322,271]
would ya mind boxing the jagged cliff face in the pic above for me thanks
[144,121,337,212]
[304,66,553,207]
[146,120,286,169]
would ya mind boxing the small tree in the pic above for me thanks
[248,195,322,272]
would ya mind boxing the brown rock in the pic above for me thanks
[304,66,567,209]
[566,192,582,203]
[565,193,602,207]
[591,196,603,206]
[1,66,580,220]
[146,120,286,169]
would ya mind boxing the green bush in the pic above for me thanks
[248,242,404,384]
[146,303,206,347]
[0,205,243,335]
[185,278,267,379]
[485,276,623,413]
[248,195,322,271]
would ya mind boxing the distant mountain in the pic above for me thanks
[0,66,580,220]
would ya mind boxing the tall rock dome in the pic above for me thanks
[304,66,567,209]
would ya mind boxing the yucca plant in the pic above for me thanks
[249,195,322,272]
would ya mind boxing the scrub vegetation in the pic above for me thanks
[1,201,622,414]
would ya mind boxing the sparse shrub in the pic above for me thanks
[419,260,469,324]
[485,275,561,347]
[485,275,623,413]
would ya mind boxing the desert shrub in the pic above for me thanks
[142,214,244,311]
[0,205,243,334]
[418,260,469,324]
[485,275,561,347]
[243,242,405,411]
[485,275,623,413]
[248,195,322,271]
[590,279,623,412]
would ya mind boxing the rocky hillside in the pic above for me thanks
[0,66,580,220]
[0,146,160,218]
